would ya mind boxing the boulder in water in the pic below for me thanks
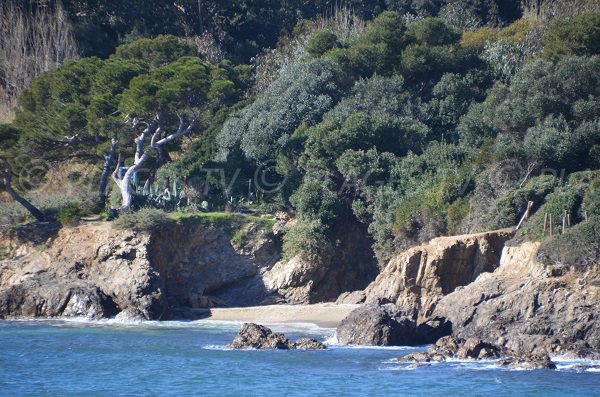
[294,338,326,350]
[231,323,293,349]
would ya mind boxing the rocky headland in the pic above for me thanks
[1,219,598,364]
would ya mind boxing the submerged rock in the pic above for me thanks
[231,323,294,350]
[294,338,326,350]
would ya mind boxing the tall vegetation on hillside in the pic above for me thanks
[2,1,600,271]
[0,0,78,122]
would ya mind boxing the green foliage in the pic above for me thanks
[218,59,342,161]
[535,172,600,268]
[427,70,493,135]
[0,124,20,154]
[112,208,175,232]
[538,220,600,268]
[0,193,95,229]
[119,56,212,118]
[283,218,332,262]
[487,174,560,230]
[544,12,600,60]
[306,30,341,57]
[115,35,197,67]
[407,17,461,46]
[458,56,600,151]
[325,11,408,77]
[447,197,470,235]
[56,203,84,226]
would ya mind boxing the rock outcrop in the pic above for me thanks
[336,304,450,346]
[432,242,600,356]
[263,219,379,304]
[0,218,280,320]
[355,229,514,320]
[294,338,326,350]
[0,224,165,320]
[231,323,326,350]
[231,323,294,349]
[399,336,556,369]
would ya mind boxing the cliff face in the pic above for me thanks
[334,228,599,356]
[432,242,600,355]
[339,229,514,320]
[0,220,280,320]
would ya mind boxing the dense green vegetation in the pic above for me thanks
[2,1,600,269]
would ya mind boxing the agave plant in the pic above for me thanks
[136,177,186,211]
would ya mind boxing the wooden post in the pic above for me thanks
[516,201,534,230]
[567,213,571,227]
[562,215,566,234]
[549,213,553,239]
[543,212,548,236]
[585,211,588,222]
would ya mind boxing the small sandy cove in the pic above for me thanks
[205,303,360,328]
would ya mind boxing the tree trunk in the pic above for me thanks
[113,113,198,212]
[117,178,134,212]
[0,157,46,222]
[98,138,118,210]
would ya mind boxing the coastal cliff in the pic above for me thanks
[0,219,281,320]
[337,229,514,319]
[335,231,599,357]
[0,216,374,319]
[432,242,600,356]
[1,220,599,358]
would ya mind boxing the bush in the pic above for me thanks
[306,30,341,57]
[56,203,84,226]
[112,208,175,232]
[516,172,594,240]
[282,218,332,262]
[543,12,600,60]
[537,220,600,268]
[447,197,470,235]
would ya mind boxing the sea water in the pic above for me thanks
[0,320,599,396]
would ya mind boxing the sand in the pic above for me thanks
[204,303,360,328]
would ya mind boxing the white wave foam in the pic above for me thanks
[201,344,235,351]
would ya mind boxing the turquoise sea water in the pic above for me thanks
[0,320,599,396]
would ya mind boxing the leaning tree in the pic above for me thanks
[112,113,198,211]
[112,55,242,211]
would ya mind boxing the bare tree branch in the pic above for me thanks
[0,156,47,221]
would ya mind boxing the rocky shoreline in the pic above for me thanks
[1,220,599,364]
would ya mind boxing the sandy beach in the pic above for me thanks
[205,303,360,328]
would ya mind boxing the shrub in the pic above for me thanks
[306,30,341,57]
[543,12,600,60]
[447,197,470,235]
[56,203,84,226]
[283,218,332,262]
[112,208,175,232]
[537,220,600,269]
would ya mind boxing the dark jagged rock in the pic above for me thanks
[231,323,294,350]
[399,336,556,370]
[498,354,557,370]
[455,338,501,360]
[336,304,450,346]
[294,338,326,350]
